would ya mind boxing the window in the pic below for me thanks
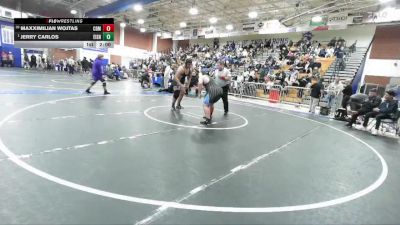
[1,26,14,44]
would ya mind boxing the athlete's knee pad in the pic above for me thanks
[91,81,96,85]
[102,82,106,87]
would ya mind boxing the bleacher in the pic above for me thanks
[323,47,369,85]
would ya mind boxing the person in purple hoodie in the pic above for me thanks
[85,54,110,95]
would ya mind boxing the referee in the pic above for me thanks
[214,61,232,115]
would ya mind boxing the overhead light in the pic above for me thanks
[70,9,77,15]
[248,11,258,19]
[156,32,162,37]
[133,4,143,12]
[380,0,392,2]
[138,19,144,24]
[226,24,233,30]
[140,27,146,32]
[311,16,323,23]
[120,22,126,28]
[175,30,181,35]
[189,7,198,15]
[209,17,217,24]
[162,32,171,38]
[179,22,187,28]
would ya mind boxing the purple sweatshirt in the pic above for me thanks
[92,57,103,80]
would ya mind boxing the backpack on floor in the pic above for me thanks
[320,107,330,116]
[334,108,347,121]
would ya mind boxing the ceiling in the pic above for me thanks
[1,0,397,33]
[0,0,118,17]
[108,0,392,33]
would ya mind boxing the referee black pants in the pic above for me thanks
[222,85,229,113]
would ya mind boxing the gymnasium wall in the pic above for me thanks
[362,25,400,86]
[50,48,77,61]
[110,54,122,65]
[157,38,173,53]
[114,22,120,45]
[178,40,190,49]
[369,25,400,59]
[112,25,173,55]
[124,26,153,51]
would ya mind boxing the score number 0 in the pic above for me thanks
[102,24,114,32]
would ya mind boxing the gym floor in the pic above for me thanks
[0,68,399,225]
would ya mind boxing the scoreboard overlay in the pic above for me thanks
[14,18,114,48]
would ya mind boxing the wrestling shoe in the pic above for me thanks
[200,118,211,125]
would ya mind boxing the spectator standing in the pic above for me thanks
[41,55,46,68]
[37,55,42,69]
[8,52,14,67]
[81,57,90,74]
[67,57,75,75]
[326,77,344,113]
[30,54,37,69]
[163,64,173,89]
[23,53,30,69]
[309,78,324,114]
[1,51,8,67]
[59,59,64,72]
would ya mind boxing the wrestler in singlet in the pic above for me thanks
[198,74,223,125]
[171,58,193,110]
[203,76,223,106]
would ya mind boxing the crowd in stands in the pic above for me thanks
[133,32,352,97]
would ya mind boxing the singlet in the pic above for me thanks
[201,76,223,100]
[178,67,191,83]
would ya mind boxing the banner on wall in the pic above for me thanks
[313,26,329,31]
[363,7,400,23]
[204,27,217,38]
[192,28,198,38]
[348,16,363,24]
[310,16,328,26]
[204,27,215,35]
[242,22,255,31]
[197,28,206,36]
[258,20,290,34]
[327,13,348,25]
